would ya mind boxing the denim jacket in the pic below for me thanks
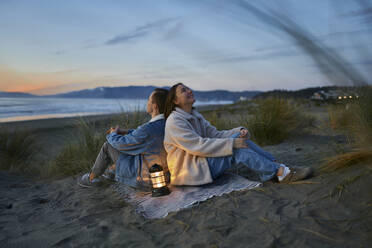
[106,114,167,189]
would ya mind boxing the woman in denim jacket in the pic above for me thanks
[78,88,168,188]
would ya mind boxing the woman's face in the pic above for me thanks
[174,84,195,107]
[146,91,157,115]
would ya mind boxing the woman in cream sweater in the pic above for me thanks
[163,83,312,186]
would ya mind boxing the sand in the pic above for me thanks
[0,112,372,247]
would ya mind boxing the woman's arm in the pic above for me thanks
[106,124,149,155]
[166,118,234,157]
[203,118,244,138]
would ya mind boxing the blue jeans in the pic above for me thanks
[207,138,279,182]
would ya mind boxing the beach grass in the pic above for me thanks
[52,118,107,176]
[234,0,371,172]
[0,129,39,172]
[245,98,314,145]
[203,110,239,131]
[201,98,314,146]
[322,87,372,172]
[51,110,149,177]
[322,149,372,172]
[109,106,149,130]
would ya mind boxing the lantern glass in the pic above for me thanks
[149,164,170,197]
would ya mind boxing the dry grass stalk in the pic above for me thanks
[324,87,372,171]
[287,181,321,185]
[327,174,364,201]
[321,148,372,172]
[298,228,339,242]
[231,1,372,171]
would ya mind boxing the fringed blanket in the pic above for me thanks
[112,173,261,219]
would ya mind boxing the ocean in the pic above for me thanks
[0,97,233,123]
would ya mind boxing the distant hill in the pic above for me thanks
[44,86,261,101]
[193,90,260,101]
[4,85,359,101]
[254,86,351,99]
[0,91,37,98]
[46,86,158,99]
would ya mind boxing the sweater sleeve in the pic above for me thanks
[166,117,234,157]
[106,124,149,155]
[203,118,243,138]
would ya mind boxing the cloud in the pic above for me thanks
[0,67,57,93]
[339,7,372,18]
[53,50,67,55]
[52,68,81,74]
[323,28,372,38]
[186,43,301,66]
[163,21,184,40]
[82,39,99,49]
[105,31,148,45]
[338,4,372,24]
[0,67,94,95]
[225,0,369,86]
[217,49,299,64]
[105,17,179,45]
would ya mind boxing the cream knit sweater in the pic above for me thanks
[164,107,242,185]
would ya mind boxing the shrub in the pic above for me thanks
[109,108,148,130]
[204,110,236,130]
[245,98,313,145]
[323,87,372,171]
[0,129,39,172]
[52,110,148,177]
[53,118,106,176]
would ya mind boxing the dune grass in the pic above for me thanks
[201,98,314,146]
[0,129,39,172]
[322,149,372,172]
[109,107,149,130]
[232,1,371,171]
[52,118,107,176]
[244,98,314,145]
[323,87,372,171]
[51,110,149,177]
[203,110,240,131]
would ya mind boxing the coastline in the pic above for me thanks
[0,113,121,132]
[0,103,220,131]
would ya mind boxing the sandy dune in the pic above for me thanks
[0,115,371,247]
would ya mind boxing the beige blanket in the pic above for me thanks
[112,173,261,219]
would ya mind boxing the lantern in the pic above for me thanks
[149,164,170,197]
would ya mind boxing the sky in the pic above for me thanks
[0,0,371,95]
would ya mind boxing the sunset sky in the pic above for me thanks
[1,0,371,95]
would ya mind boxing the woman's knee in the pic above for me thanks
[102,141,109,151]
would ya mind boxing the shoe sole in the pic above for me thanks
[280,167,313,183]
[77,179,94,188]
[77,182,93,188]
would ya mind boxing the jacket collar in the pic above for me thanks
[149,114,164,123]
[174,107,203,120]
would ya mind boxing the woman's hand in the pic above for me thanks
[233,138,249,149]
[239,128,250,138]
[107,125,120,134]
[107,126,115,134]
[107,126,128,135]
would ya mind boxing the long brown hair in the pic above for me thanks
[164,82,183,119]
